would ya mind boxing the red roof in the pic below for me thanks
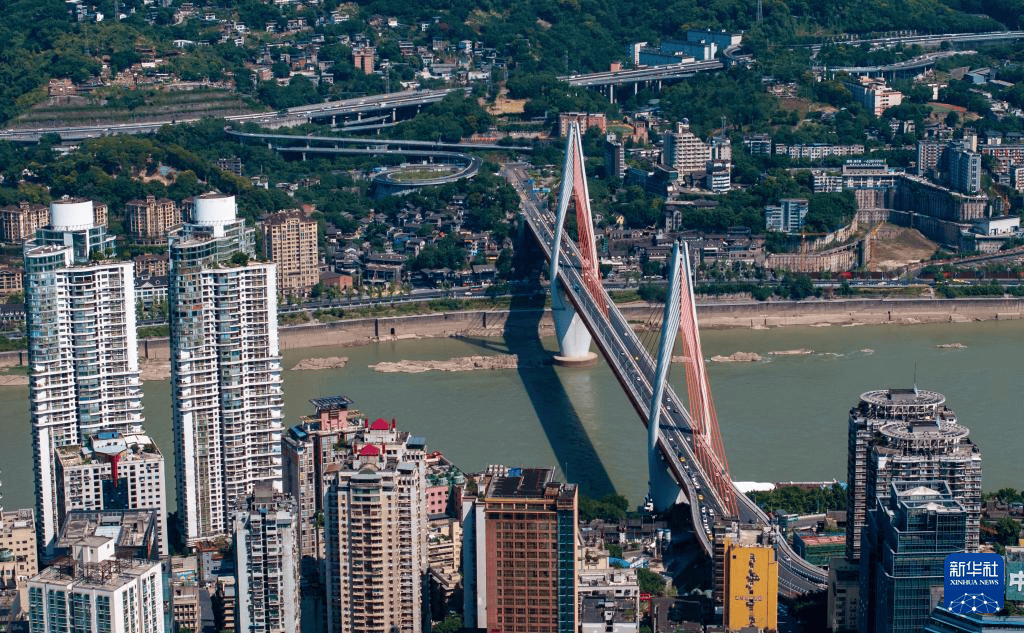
[359,444,381,456]
[370,418,390,430]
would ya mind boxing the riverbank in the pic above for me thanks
[0,297,1019,371]
[267,296,1024,354]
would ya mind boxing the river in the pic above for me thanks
[1,319,1021,513]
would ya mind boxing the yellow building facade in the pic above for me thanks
[722,538,778,632]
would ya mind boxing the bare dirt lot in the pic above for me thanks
[866,223,938,271]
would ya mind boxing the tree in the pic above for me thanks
[230,252,250,266]
[996,517,1022,546]
[433,614,462,633]
[578,493,630,522]
[637,569,674,597]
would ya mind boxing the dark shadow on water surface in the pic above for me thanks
[457,286,616,498]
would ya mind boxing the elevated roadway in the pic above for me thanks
[224,127,523,152]
[558,60,724,88]
[825,50,972,79]
[809,29,1024,55]
[502,163,827,596]
[0,88,458,142]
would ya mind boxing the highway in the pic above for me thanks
[824,49,971,78]
[501,163,827,596]
[223,127,523,152]
[809,29,1024,55]
[0,88,459,142]
[557,59,724,87]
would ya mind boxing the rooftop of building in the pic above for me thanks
[717,522,773,548]
[32,555,159,590]
[876,417,970,443]
[857,387,947,411]
[56,510,158,552]
[56,430,162,466]
[0,508,35,533]
[889,480,965,514]
[482,467,577,502]
[309,395,354,412]
[263,209,314,225]
[580,595,640,625]
[795,534,846,546]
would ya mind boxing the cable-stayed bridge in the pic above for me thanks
[500,124,828,596]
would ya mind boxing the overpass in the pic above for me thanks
[0,88,458,143]
[223,127,524,153]
[809,29,1024,55]
[502,124,828,596]
[824,50,972,80]
[557,60,725,102]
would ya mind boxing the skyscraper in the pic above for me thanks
[462,466,579,633]
[323,419,428,633]
[846,389,980,560]
[867,413,981,551]
[232,487,300,633]
[859,480,967,633]
[24,199,148,555]
[170,193,283,545]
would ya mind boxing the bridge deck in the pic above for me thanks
[502,163,827,595]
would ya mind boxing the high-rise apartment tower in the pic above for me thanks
[170,193,283,545]
[323,419,428,633]
[24,199,153,556]
[233,487,300,633]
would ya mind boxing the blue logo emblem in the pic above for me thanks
[945,553,1004,614]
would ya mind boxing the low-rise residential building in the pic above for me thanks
[171,586,200,633]
[774,143,866,160]
[848,77,903,117]
[578,568,641,633]
[559,113,607,138]
[0,267,22,300]
[0,507,37,611]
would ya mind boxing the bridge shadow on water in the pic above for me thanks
[456,288,616,499]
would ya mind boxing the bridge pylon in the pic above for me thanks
[647,242,687,511]
[549,122,602,366]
